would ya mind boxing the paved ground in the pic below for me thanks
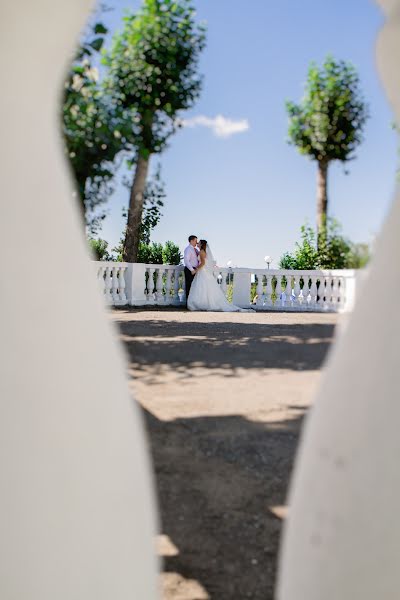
[112,308,340,600]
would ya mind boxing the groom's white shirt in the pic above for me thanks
[184,245,199,272]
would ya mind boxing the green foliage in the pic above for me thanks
[279,219,369,270]
[112,238,180,264]
[162,241,182,265]
[141,241,163,264]
[280,225,320,269]
[65,1,206,262]
[279,253,299,270]
[103,0,207,159]
[88,237,112,260]
[63,18,135,233]
[286,56,369,165]
[317,220,354,268]
[137,240,181,264]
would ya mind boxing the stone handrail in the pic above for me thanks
[95,261,359,312]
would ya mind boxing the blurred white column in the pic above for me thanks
[278,1,400,598]
[0,1,158,599]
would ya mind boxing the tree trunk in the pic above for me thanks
[317,160,328,235]
[123,153,150,263]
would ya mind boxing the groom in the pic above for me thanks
[184,235,200,304]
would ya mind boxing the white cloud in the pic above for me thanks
[180,114,250,138]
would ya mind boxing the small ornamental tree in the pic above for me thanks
[103,0,206,262]
[286,56,369,234]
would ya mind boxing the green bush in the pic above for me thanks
[279,252,300,270]
[103,238,182,264]
[279,219,369,270]
[148,242,164,264]
[162,241,182,265]
[136,241,181,265]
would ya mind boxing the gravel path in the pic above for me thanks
[113,308,339,600]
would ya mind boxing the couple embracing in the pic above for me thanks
[183,235,252,313]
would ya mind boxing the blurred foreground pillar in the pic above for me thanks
[0,1,158,598]
[277,1,400,598]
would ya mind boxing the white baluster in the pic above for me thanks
[324,275,331,309]
[104,266,113,304]
[165,269,173,305]
[221,271,228,296]
[265,275,273,307]
[301,275,310,307]
[144,268,150,301]
[293,275,301,306]
[173,268,181,305]
[111,266,119,305]
[97,266,105,297]
[183,268,188,303]
[256,273,263,306]
[155,268,164,303]
[317,276,325,309]
[285,274,293,307]
[276,275,284,307]
[119,266,127,305]
[309,276,318,309]
[337,276,345,309]
[331,276,339,308]
[318,276,325,308]
[147,267,155,304]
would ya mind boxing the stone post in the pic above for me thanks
[125,263,147,306]
[232,271,252,307]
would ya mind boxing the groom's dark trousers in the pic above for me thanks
[184,267,195,305]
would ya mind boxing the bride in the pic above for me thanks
[187,240,253,312]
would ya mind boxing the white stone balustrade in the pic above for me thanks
[95,261,359,312]
[96,262,129,306]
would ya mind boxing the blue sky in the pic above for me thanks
[95,0,397,268]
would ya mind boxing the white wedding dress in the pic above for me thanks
[187,247,253,312]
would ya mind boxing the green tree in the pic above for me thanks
[279,224,320,269]
[279,219,364,270]
[162,241,182,265]
[103,0,206,262]
[89,237,112,260]
[133,241,163,264]
[317,219,353,269]
[63,21,123,232]
[113,239,181,264]
[279,252,298,270]
[286,56,369,234]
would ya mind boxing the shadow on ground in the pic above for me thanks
[115,313,337,599]
[117,319,335,376]
[144,409,305,600]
